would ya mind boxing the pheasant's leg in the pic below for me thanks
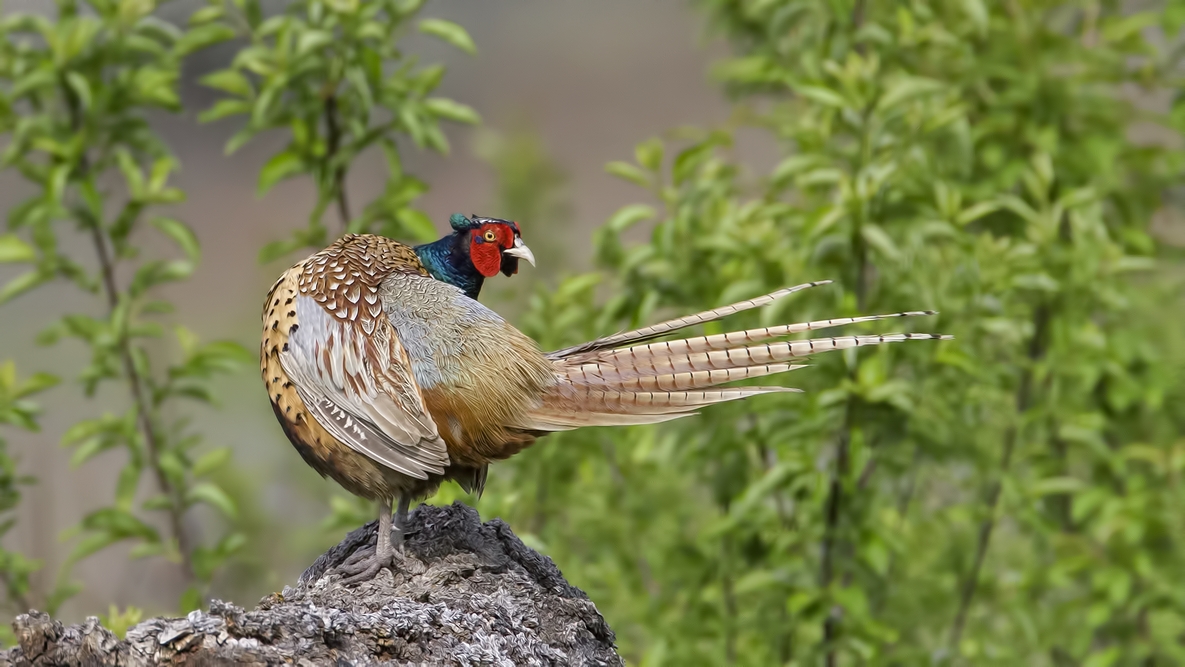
[338,498,394,584]
[392,495,411,548]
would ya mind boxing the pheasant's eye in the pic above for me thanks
[483,230,497,242]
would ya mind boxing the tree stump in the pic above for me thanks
[0,502,623,666]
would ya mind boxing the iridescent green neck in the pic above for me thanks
[414,232,484,300]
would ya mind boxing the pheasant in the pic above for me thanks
[261,227,950,584]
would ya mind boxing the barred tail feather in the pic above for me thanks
[520,284,951,432]
[548,280,833,358]
[521,386,798,430]
[578,310,939,365]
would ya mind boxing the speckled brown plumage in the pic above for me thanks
[261,235,442,502]
[296,234,427,334]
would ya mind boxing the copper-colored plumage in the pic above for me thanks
[261,235,431,501]
[262,233,950,583]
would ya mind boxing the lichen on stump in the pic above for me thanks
[0,502,623,666]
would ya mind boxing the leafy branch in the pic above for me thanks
[0,1,251,611]
[193,0,481,263]
[0,362,69,629]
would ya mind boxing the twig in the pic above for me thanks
[722,534,738,667]
[64,82,195,582]
[754,436,793,529]
[852,0,868,56]
[821,131,872,664]
[0,569,33,613]
[948,303,1050,649]
[820,410,853,667]
[324,93,352,232]
[752,434,793,662]
[87,221,194,582]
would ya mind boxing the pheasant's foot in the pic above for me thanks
[340,545,376,570]
[337,497,395,586]
[337,547,393,585]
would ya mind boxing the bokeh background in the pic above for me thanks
[1,0,730,607]
[2,1,1185,664]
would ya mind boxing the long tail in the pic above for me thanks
[518,282,951,431]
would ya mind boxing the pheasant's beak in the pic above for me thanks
[503,237,536,267]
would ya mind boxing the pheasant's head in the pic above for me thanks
[449,213,535,278]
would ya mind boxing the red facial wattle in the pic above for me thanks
[469,225,514,277]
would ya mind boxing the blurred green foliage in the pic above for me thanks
[195,0,480,261]
[0,0,253,614]
[470,1,1185,665]
[0,2,1183,665]
[0,362,70,640]
[472,121,575,313]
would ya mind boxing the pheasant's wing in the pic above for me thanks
[279,293,449,479]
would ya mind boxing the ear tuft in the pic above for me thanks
[449,213,472,231]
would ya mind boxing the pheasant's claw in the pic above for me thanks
[340,545,376,570]
[337,547,393,586]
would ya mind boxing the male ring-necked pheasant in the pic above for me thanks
[261,216,950,583]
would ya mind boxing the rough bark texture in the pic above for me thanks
[0,502,623,666]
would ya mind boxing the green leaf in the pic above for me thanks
[0,235,36,263]
[114,463,141,508]
[418,18,476,55]
[175,23,236,56]
[115,151,145,199]
[635,138,663,172]
[424,98,480,125]
[257,150,304,196]
[861,225,902,263]
[79,507,159,543]
[1011,273,1060,293]
[188,5,224,24]
[128,542,169,560]
[69,438,112,467]
[606,204,655,232]
[605,161,651,188]
[150,218,200,262]
[200,69,254,98]
[251,85,281,127]
[199,99,252,123]
[68,533,123,564]
[772,155,828,186]
[64,72,93,111]
[395,208,439,243]
[877,76,944,112]
[955,201,1000,225]
[672,142,717,185]
[961,0,989,35]
[0,270,49,304]
[224,126,260,155]
[187,482,237,519]
[192,447,232,477]
[791,84,848,109]
[296,29,335,56]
